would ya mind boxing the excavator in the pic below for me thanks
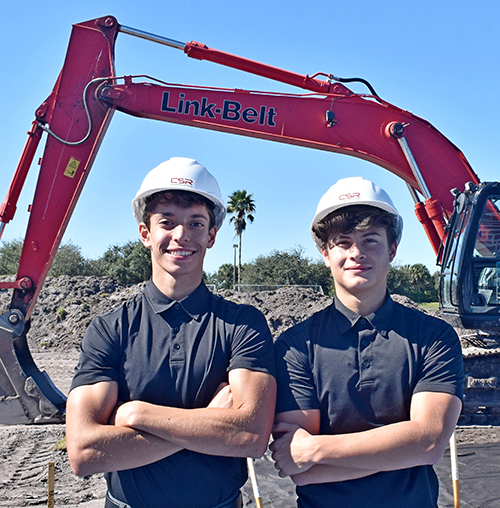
[1,15,500,425]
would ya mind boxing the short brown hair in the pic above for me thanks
[142,190,216,230]
[312,205,399,251]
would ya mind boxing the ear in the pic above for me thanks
[321,247,331,268]
[139,223,152,249]
[389,241,398,263]
[207,226,217,249]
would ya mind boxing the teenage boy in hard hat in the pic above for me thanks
[270,176,463,508]
[66,158,276,508]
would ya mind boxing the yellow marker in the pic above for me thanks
[47,461,55,508]
[64,157,81,178]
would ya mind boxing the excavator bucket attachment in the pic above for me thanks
[0,309,65,424]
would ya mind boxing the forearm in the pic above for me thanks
[309,419,446,473]
[116,371,276,459]
[272,421,444,480]
[67,421,183,477]
[117,402,268,458]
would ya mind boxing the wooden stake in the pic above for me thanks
[47,461,55,508]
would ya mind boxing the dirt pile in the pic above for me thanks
[0,276,147,352]
[0,276,424,352]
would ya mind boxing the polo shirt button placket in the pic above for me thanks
[170,323,184,362]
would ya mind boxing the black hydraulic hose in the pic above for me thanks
[330,75,381,101]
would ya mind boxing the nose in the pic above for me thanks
[172,224,190,242]
[348,242,365,259]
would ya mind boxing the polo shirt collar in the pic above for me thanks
[333,292,394,336]
[144,280,211,320]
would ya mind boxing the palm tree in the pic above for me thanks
[227,190,255,287]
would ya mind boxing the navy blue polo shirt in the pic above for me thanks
[71,281,275,508]
[275,293,463,508]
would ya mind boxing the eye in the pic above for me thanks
[365,236,380,245]
[190,220,206,228]
[158,218,175,228]
[334,239,351,248]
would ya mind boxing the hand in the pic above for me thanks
[208,382,234,409]
[270,421,316,477]
[113,400,144,428]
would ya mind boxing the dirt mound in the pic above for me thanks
[220,286,333,338]
[0,277,435,353]
[1,276,147,352]
[1,277,334,352]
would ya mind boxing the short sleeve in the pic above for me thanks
[414,319,464,400]
[275,328,320,414]
[69,313,122,392]
[228,306,276,377]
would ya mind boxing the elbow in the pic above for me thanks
[67,441,102,477]
[248,416,275,458]
[232,409,274,458]
[292,475,309,487]
[247,435,269,459]
[71,463,92,478]
[247,425,274,458]
[425,443,447,465]
[420,435,449,465]
[236,426,272,458]
[68,452,94,477]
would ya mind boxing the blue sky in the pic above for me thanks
[1,1,499,275]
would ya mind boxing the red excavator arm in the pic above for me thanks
[0,16,494,423]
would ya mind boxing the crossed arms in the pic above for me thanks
[66,368,276,477]
[270,390,462,485]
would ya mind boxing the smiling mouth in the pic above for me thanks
[167,250,194,257]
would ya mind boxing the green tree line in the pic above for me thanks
[0,238,151,286]
[205,247,439,302]
[0,239,439,302]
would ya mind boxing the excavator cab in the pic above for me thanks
[440,181,500,331]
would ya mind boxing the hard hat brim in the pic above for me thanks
[310,198,403,251]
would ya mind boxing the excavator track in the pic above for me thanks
[460,333,500,425]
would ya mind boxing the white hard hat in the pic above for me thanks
[132,157,227,229]
[310,176,403,250]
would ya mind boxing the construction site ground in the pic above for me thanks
[1,277,499,507]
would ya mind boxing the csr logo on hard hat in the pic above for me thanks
[339,192,361,200]
[171,177,194,186]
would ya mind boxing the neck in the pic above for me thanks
[152,271,202,301]
[335,286,387,316]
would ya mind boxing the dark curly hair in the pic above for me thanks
[312,205,399,251]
